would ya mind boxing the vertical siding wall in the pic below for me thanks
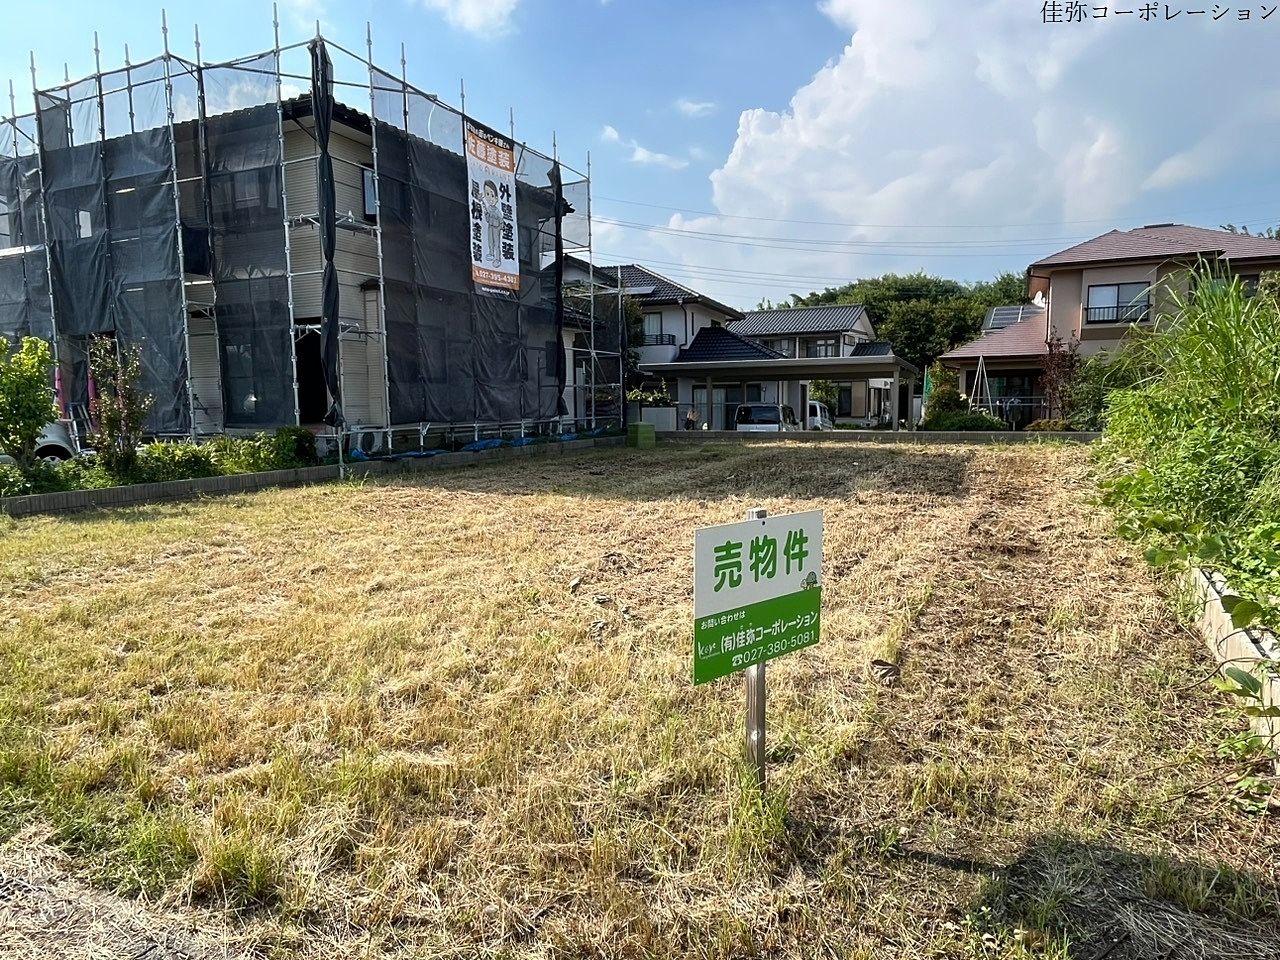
[283,117,388,427]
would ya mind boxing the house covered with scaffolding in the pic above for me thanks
[0,22,621,449]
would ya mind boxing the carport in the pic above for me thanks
[642,344,920,431]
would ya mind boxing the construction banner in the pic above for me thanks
[465,120,520,296]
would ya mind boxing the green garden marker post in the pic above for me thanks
[745,506,768,793]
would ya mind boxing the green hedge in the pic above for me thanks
[0,428,322,497]
[921,410,1007,432]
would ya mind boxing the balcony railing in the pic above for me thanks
[641,333,677,346]
[1084,303,1150,325]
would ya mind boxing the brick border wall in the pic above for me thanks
[0,437,625,519]
[657,431,1099,445]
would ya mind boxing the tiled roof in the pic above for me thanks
[673,325,786,363]
[938,318,1048,363]
[985,304,1045,330]
[591,263,744,319]
[1031,224,1280,268]
[732,304,868,337]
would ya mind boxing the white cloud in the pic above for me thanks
[601,125,688,169]
[279,0,329,33]
[618,0,1280,309]
[420,0,520,35]
[676,97,717,118]
[630,144,688,170]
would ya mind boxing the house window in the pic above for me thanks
[767,338,794,357]
[362,167,377,221]
[837,385,852,417]
[643,312,672,345]
[806,337,838,358]
[1085,282,1150,324]
[76,209,92,239]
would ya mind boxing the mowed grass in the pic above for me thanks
[1,440,1277,959]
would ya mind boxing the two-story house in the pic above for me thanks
[730,304,894,425]
[639,298,918,430]
[940,223,1280,426]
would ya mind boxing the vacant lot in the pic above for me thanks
[1,440,1276,959]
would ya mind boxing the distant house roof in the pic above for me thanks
[1031,224,1280,269]
[673,325,785,364]
[732,303,869,337]
[938,317,1048,364]
[985,303,1045,330]
[579,262,744,320]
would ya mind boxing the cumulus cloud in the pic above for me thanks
[421,0,520,35]
[676,97,717,118]
[625,0,1280,308]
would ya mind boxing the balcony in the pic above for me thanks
[641,333,677,346]
[1084,302,1150,325]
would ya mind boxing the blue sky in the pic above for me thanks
[5,0,1280,308]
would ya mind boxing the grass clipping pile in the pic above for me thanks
[1,440,1277,959]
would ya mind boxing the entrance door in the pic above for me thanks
[294,330,328,424]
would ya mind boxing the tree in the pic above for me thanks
[808,379,838,408]
[88,337,153,478]
[1039,335,1081,420]
[0,337,57,469]
[789,270,1028,371]
[1222,223,1280,239]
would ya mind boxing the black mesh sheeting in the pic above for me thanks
[35,67,191,434]
[0,124,53,348]
[310,40,342,426]
[374,97,566,426]
[202,57,292,428]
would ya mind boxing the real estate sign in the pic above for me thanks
[464,119,520,296]
[693,510,822,684]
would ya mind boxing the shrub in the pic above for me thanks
[0,337,57,469]
[1098,268,1280,633]
[1025,418,1069,432]
[207,428,318,475]
[922,410,1007,431]
[88,338,153,479]
[135,442,220,483]
[925,383,967,417]
[0,463,29,497]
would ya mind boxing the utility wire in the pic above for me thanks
[595,194,1280,231]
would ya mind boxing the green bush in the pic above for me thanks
[135,442,220,483]
[207,428,318,475]
[1025,418,1070,432]
[0,337,57,469]
[922,410,1007,432]
[1098,269,1280,633]
[925,383,967,417]
[0,463,29,497]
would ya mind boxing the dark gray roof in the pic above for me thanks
[1031,224,1280,269]
[732,303,869,337]
[985,303,1045,330]
[673,325,785,363]
[590,263,744,319]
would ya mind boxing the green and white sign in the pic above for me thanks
[693,510,822,685]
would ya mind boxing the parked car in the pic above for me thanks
[807,401,834,431]
[0,421,78,467]
[734,403,799,432]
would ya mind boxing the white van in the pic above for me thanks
[807,401,834,431]
[734,403,799,432]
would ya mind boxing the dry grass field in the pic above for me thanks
[0,439,1277,959]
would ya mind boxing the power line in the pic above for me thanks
[595,194,1280,231]
[595,216,1092,248]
